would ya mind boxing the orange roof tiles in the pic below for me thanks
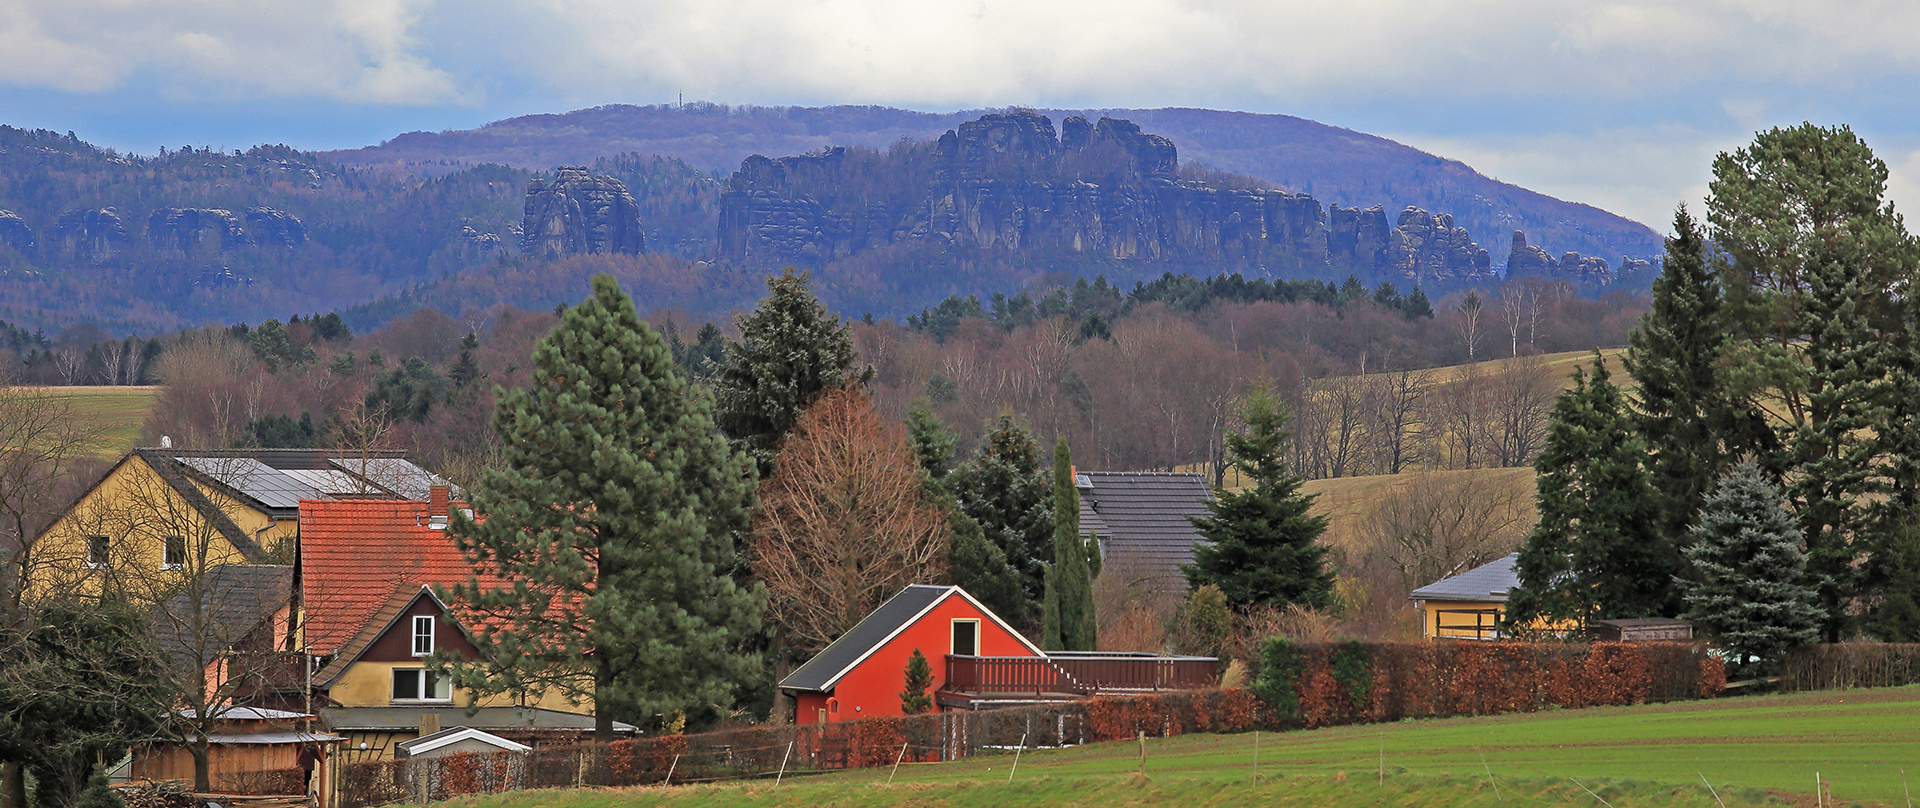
[299,498,501,657]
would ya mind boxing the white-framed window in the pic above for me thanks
[412,615,434,656]
[951,619,979,656]
[86,535,109,569]
[162,535,186,570]
[391,668,451,703]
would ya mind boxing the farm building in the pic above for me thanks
[779,585,1216,724]
[1409,553,1521,639]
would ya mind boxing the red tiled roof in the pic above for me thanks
[299,499,503,657]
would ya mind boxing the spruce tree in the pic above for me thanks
[1508,355,1675,630]
[899,649,933,714]
[1183,385,1332,609]
[1625,206,1753,552]
[1043,439,1095,651]
[1680,463,1822,674]
[713,268,866,477]
[948,414,1055,617]
[1784,248,1891,641]
[906,404,1026,625]
[444,275,764,739]
[1868,524,1920,642]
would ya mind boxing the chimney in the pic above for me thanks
[429,485,449,518]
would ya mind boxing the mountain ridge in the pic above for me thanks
[324,103,1663,263]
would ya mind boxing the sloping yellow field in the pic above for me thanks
[27,385,159,459]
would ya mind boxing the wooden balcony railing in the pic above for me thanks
[944,653,1217,696]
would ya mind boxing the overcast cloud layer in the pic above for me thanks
[2,0,1917,230]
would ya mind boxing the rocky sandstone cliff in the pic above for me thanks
[52,208,126,261]
[521,167,646,257]
[718,111,1495,285]
[0,211,32,254]
[1506,231,1621,285]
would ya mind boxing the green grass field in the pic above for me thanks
[447,687,1920,808]
[30,385,159,459]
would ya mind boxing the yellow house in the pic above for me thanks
[28,448,448,600]
[300,497,618,762]
[1410,553,1523,639]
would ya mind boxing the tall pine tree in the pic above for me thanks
[1679,463,1822,674]
[1183,385,1332,609]
[443,275,764,739]
[713,268,866,478]
[1508,354,1675,630]
[948,414,1055,618]
[1625,206,1758,552]
[1043,438,1096,651]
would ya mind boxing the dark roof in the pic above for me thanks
[779,585,951,692]
[1592,618,1691,628]
[319,706,633,733]
[1076,472,1214,580]
[152,564,294,666]
[1410,553,1521,602]
[139,448,451,518]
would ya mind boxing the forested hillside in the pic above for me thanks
[326,103,1664,262]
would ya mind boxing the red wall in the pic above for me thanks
[796,594,1039,725]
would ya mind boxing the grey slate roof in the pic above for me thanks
[152,564,294,666]
[1409,553,1521,602]
[320,706,633,733]
[779,585,952,693]
[1075,472,1214,581]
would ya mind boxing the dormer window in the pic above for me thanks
[412,615,434,656]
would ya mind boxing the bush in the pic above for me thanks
[1253,636,1305,726]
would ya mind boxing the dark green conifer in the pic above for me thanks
[713,268,866,477]
[1043,439,1095,651]
[1508,355,1674,629]
[948,414,1055,617]
[1183,385,1332,609]
[905,403,1026,625]
[443,275,763,739]
[899,649,933,715]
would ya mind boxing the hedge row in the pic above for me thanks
[1779,643,1920,690]
[339,641,1725,807]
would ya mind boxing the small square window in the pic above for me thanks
[412,615,434,657]
[86,536,109,569]
[163,536,186,569]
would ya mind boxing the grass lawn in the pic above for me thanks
[29,385,159,459]
[445,687,1920,808]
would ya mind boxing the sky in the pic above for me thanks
[2,0,1917,231]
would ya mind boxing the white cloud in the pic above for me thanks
[0,0,463,104]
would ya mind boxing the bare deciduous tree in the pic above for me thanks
[1454,291,1486,361]
[753,387,949,653]
[1364,471,1533,594]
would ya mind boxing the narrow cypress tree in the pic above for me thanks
[1680,463,1821,674]
[1044,439,1095,651]
[1508,355,1674,630]
[713,268,866,477]
[1183,385,1332,609]
[444,275,764,739]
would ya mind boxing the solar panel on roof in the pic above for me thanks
[330,457,454,500]
[283,468,380,496]
[175,456,326,509]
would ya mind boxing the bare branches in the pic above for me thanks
[753,387,949,653]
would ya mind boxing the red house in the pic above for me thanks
[779,585,1216,724]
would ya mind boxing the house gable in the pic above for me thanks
[780,585,1040,694]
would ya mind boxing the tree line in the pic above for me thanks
[1509,124,1920,674]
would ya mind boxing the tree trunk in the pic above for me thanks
[193,741,211,793]
[2,761,25,808]
[594,655,613,743]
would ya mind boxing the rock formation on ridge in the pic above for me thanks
[51,208,126,261]
[521,167,646,257]
[0,211,33,254]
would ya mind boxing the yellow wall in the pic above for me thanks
[30,454,296,600]
[328,660,584,713]
[1421,599,1508,639]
